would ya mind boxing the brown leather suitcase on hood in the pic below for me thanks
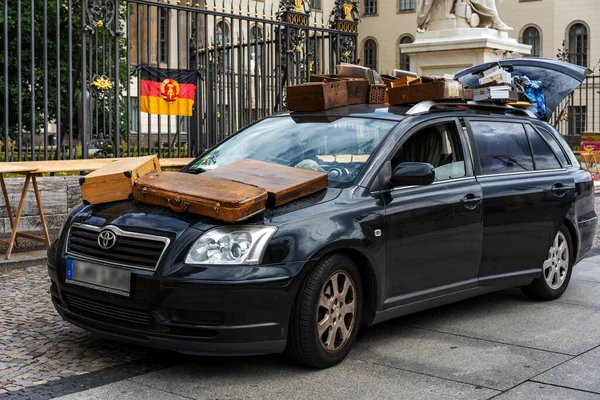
[80,155,160,204]
[132,172,268,222]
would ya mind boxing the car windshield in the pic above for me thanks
[189,116,397,188]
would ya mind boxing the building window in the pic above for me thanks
[568,106,587,135]
[216,21,230,70]
[131,97,139,133]
[159,9,168,64]
[363,39,377,70]
[364,0,377,15]
[311,0,322,10]
[522,26,541,57]
[568,23,588,67]
[399,0,414,11]
[399,35,413,70]
[250,26,263,74]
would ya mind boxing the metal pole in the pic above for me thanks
[3,0,8,161]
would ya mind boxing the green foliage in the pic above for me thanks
[0,1,131,156]
[0,1,84,140]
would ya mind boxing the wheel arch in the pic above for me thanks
[307,243,380,327]
[562,217,578,260]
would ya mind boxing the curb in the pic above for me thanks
[0,250,48,271]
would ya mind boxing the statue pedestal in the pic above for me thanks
[400,28,531,76]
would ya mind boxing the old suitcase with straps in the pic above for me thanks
[132,171,268,222]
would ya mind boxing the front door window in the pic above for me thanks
[391,122,466,181]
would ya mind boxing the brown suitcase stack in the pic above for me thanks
[286,81,349,111]
[203,159,328,207]
[80,155,160,205]
[388,76,464,105]
[132,172,268,223]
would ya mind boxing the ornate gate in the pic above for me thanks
[0,0,360,161]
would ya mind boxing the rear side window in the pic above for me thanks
[470,121,534,175]
[535,126,570,166]
[525,125,562,170]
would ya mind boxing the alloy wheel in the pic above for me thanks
[543,231,569,290]
[316,271,357,353]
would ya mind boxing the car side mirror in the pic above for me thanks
[391,162,435,186]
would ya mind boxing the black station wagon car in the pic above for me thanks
[48,58,597,368]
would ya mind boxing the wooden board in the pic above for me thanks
[203,159,328,207]
[287,81,348,111]
[12,159,118,173]
[0,164,38,174]
[80,156,161,204]
[133,172,268,222]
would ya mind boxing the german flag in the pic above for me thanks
[139,66,198,116]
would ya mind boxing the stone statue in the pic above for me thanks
[417,0,512,32]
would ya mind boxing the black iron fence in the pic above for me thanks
[0,0,360,161]
[551,75,600,146]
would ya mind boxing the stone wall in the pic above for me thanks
[0,176,82,234]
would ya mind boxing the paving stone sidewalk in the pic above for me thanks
[0,266,154,394]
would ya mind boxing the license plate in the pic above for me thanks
[66,259,131,296]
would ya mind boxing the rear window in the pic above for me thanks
[470,121,534,175]
[535,126,570,166]
[525,125,562,170]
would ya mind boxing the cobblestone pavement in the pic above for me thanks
[0,266,176,397]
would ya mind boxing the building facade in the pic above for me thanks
[358,0,600,74]
[358,0,600,137]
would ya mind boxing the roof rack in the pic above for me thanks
[405,100,537,119]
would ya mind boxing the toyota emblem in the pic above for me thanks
[98,230,117,250]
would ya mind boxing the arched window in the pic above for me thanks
[250,26,263,73]
[399,35,414,70]
[522,26,541,57]
[569,23,588,67]
[363,39,377,71]
[216,21,230,47]
[216,21,231,69]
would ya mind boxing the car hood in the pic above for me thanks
[75,187,342,237]
[455,58,591,119]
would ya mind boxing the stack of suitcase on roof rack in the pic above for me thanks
[286,62,535,111]
[286,64,386,111]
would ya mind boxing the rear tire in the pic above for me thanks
[286,254,362,368]
[521,225,574,301]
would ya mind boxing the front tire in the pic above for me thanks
[286,254,362,368]
[522,225,574,301]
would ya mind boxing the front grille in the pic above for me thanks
[64,293,151,327]
[67,224,168,270]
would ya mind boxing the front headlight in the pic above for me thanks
[185,226,277,265]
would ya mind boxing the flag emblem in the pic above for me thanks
[160,78,181,103]
[138,66,198,116]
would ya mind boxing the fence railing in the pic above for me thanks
[0,0,360,162]
[551,75,600,146]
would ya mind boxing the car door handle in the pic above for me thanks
[551,184,570,198]
[461,194,482,210]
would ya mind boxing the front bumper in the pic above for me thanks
[48,245,305,356]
